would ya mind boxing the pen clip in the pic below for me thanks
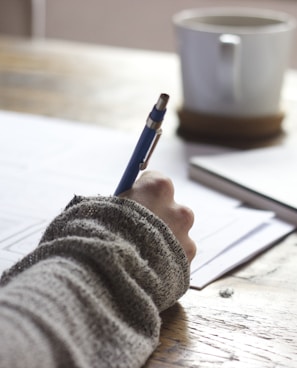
[139,129,162,170]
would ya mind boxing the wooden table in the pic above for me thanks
[1,36,297,368]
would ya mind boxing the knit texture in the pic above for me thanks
[0,195,190,368]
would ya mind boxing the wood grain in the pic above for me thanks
[1,36,296,367]
[146,234,297,367]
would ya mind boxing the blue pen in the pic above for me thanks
[114,93,169,195]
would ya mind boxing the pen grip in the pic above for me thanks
[114,126,156,195]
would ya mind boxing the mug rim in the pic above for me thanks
[173,7,297,34]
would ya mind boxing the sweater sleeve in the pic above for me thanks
[0,195,190,368]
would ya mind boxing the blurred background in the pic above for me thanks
[0,0,296,67]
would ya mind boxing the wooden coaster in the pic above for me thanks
[177,108,285,144]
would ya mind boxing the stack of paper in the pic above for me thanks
[0,111,294,289]
[190,147,297,225]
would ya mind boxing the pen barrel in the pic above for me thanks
[114,126,156,195]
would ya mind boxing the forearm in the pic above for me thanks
[0,196,190,368]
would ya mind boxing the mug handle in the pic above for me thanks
[218,34,241,101]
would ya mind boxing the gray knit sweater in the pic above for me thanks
[0,195,190,368]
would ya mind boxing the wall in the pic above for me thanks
[0,0,31,36]
[45,0,297,67]
[0,0,296,67]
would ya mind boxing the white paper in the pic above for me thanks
[0,110,294,287]
[191,218,293,289]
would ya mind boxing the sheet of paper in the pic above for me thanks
[191,218,294,289]
[0,110,294,287]
[189,207,275,273]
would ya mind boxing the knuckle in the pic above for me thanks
[147,175,174,198]
[157,176,174,196]
[176,205,195,229]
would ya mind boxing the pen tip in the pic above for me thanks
[156,93,169,111]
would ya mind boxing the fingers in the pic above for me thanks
[121,170,175,206]
[120,171,197,263]
[166,203,195,234]
[167,204,196,262]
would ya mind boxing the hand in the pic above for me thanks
[119,171,196,263]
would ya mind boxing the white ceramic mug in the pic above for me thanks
[173,8,296,117]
